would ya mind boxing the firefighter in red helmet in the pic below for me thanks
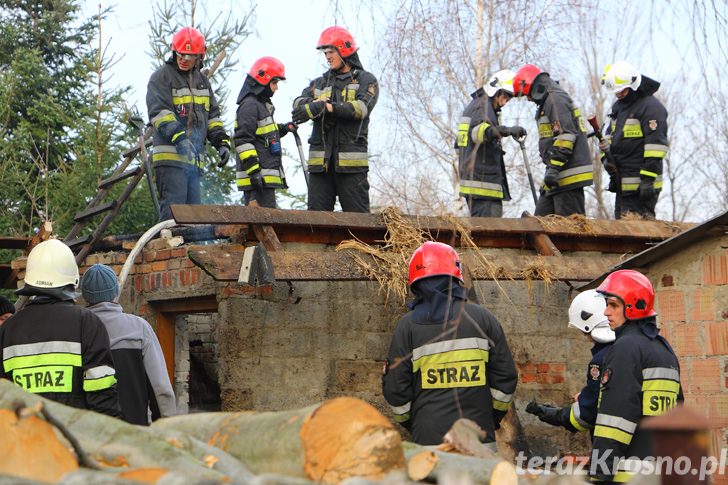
[233,56,294,208]
[382,241,518,446]
[291,26,378,213]
[146,26,230,220]
[513,64,593,216]
[589,269,682,483]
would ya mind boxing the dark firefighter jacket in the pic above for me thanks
[292,66,378,174]
[605,78,669,195]
[456,88,511,201]
[553,342,612,434]
[535,80,593,194]
[233,76,287,191]
[590,318,682,483]
[0,297,122,418]
[88,302,176,425]
[382,276,518,445]
[146,58,229,168]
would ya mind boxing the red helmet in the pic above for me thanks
[172,27,206,56]
[596,269,657,320]
[513,64,542,97]
[408,242,464,286]
[249,57,286,85]
[317,26,358,58]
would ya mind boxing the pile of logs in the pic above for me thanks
[0,381,589,484]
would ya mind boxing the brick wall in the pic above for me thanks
[649,235,728,480]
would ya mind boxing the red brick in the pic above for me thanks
[691,287,716,321]
[166,259,181,270]
[704,253,728,285]
[551,363,566,374]
[134,275,142,292]
[550,374,565,384]
[707,322,728,355]
[521,373,536,384]
[710,395,728,425]
[192,269,199,284]
[656,290,686,322]
[537,363,549,374]
[661,274,674,287]
[180,270,187,286]
[171,248,186,258]
[155,249,171,260]
[690,358,722,393]
[672,323,704,357]
[182,259,195,268]
[150,261,167,272]
[143,250,157,263]
[137,264,152,274]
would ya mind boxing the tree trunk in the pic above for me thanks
[0,381,249,483]
[152,396,405,484]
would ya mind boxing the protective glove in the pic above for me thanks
[278,122,297,137]
[249,171,264,189]
[598,137,611,153]
[543,166,560,189]
[639,177,656,201]
[601,156,617,176]
[291,101,326,125]
[608,175,619,193]
[177,139,197,158]
[525,400,562,427]
[216,146,231,168]
[496,125,527,139]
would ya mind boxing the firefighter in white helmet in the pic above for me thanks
[0,239,122,418]
[525,290,615,434]
[456,69,526,217]
[600,61,668,219]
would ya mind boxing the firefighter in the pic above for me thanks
[291,26,378,213]
[81,264,176,425]
[146,26,230,221]
[589,269,682,483]
[600,61,668,219]
[0,240,122,418]
[234,57,294,208]
[382,241,518,446]
[525,290,615,435]
[456,69,527,217]
[0,295,14,324]
[513,64,593,216]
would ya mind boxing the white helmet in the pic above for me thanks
[568,290,615,344]
[484,69,515,98]
[23,239,79,289]
[601,61,641,94]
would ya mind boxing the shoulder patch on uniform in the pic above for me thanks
[552,120,562,135]
[589,364,601,381]
[600,368,611,386]
[648,120,658,130]
[367,83,378,96]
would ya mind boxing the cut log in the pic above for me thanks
[404,444,515,484]
[152,396,406,484]
[0,381,249,484]
[0,408,78,482]
[495,405,531,464]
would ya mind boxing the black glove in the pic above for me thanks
[278,122,297,137]
[525,400,561,427]
[543,166,560,189]
[639,177,656,201]
[217,146,231,168]
[291,101,326,125]
[496,126,526,138]
[249,171,263,189]
[608,175,619,193]
[601,156,618,176]
[177,139,197,158]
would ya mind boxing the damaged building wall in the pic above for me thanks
[642,234,728,475]
[213,277,591,457]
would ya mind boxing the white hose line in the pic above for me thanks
[117,219,178,301]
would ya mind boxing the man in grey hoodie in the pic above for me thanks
[81,264,176,424]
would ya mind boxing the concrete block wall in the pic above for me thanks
[215,277,591,456]
[647,235,728,483]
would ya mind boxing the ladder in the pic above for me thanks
[64,129,154,265]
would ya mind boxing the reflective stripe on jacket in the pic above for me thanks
[456,88,511,201]
[0,298,122,418]
[536,84,593,193]
[293,68,378,174]
[234,92,286,190]
[382,302,518,445]
[606,94,669,194]
[590,319,682,483]
[146,59,229,168]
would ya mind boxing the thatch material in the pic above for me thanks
[535,214,597,235]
